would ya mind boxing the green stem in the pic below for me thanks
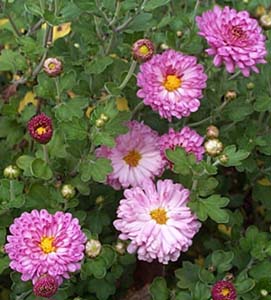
[43,144,49,164]
[105,31,116,55]
[228,70,241,80]
[9,180,15,202]
[109,0,121,27]
[119,60,137,90]
[6,13,21,37]
[54,77,61,103]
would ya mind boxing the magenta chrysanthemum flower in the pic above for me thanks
[113,179,201,263]
[196,6,267,77]
[5,209,87,285]
[160,127,205,167]
[96,121,165,189]
[27,113,53,144]
[211,280,237,300]
[136,49,207,121]
[33,274,58,298]
[43,57,62,77]
[132,39,154,62]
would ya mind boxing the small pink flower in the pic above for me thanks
[27,113,53,144]
[196,6,267,77]
[132,39,155,62]
[5,209,87,285]
[211,280,237,300]
[43,58,62,77]
[96,121,165,189]
[114,179,201,264]
[33,274,58,298]
[137,49,207,121]
[160,127,205,167]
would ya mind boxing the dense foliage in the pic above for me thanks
[0,0,271,300]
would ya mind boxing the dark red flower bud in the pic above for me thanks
[132,39,154,62]
[28,113,53,144]
[211,280,237,300]
[33,274,58,298]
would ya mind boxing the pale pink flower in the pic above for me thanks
[5,209,86,285]
[114,179,201,264]
[196,6,267,77]
[136,49,207,121]
[160,127,205,167]
[96,121,165,189]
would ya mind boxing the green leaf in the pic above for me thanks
[192,282,211,300]
[0,256,10,274]
[221,145,250,167]
[60,117,88,140]
[47,131,68,158]
[249,262,271,280]
[211,250,234,273]
[189,195,230,223]
[100,246,117,269]
[175,292,192,300]
[125,13,154,32]
[30,158,53,180]
[198,268,215,284]
[0,179,25,209]
[165,147,192,175]
[254,95,271,112]
[83,258,107,279]
[16,155,35,176]
[235,278,255,294]
[175,261,199,290]
[150,277,169,300]
[0,49,27,72]
[88,276,116,300]
[86,57,113,74]
[88,210,111,234]
[144,0,170,11]
[54,98,89,121]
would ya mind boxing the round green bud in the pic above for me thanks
[61,184,76,200]
[3,165,20,179]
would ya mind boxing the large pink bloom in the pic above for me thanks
[196,6,267,77]
[5,209,87,285]
[160,127,205,167]
[136,49,207,121]
[114,179,201,264]
[96,121,165,189]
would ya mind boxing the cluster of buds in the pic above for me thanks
[3,165,20,179]
[204,125,224,157]
[85,239,102,258]
[61,184,76,200]
[43,57,63,77]
[132,39,154,62]
[95,113,109,128]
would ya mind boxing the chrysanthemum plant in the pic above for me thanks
[0,1,271,300]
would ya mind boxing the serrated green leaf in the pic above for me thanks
[144,0,170,11]
[211,250,234,273]
[150,277,169,300]
[221,145,250,167]
[30,158,53,180]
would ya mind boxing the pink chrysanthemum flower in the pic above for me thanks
[196,6,267,77]
[113,179,201,264]
[27,113,53,144]
[136,49,207,121]
[43,57,62,77]
[96,121,165,189]
[211,280,237,300]
[33,274,58,298]
[132,38,155,62]
[160,127,205,167]
[5,209,87,285]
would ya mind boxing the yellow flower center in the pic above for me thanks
[138,45,149,55]
[36,126,47,135]
[231,26,245,39]
[48,63,56,70]
[221,287,230,297]
[40,236,56,254]
[123,149,141,167]
[164,75,181,91]
[150,208,168,225]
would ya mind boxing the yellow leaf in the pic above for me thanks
[218,224,232,237]
[195,255,205,267]
[18,91,38,113]
[53,22,71,41]
[258,177,271,186]
[116,97,129,111]
[0,18,9,27]
[85,106,95,118]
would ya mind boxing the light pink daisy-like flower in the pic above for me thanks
[160,127,205,167]
[136,49,207,121]
[96,121,165,189]
[5,209,87,285]
[196,6,267,77]
[114,179,201,264]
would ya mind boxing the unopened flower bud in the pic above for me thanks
[206,125,219,139]
[95,118,105,128]
[43,58,62,77]
[28,113,53,144]
[260,14,271,29]
[160,43,169,50]
[219,154,228,164]
[176,31,183,37]
[261,289,268,297]
[115,241,126,255]
[85,239,102,258]
[100,113,109,122]
[95,195,104,205]
[3,165,20,179]
[246,82,255,90]
[225,90,237,101]
[132,39,154,62]
[33,274,58,298]
[255,5,266,18]
[61,184,76,199]
[204,139,223,157]
[74,43,80,48]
